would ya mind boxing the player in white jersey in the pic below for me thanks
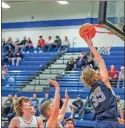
[9,96,43,128]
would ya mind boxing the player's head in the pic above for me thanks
[64,118,75,128]
[14,97,32,117]
[40,101,53,119]
[81,67,99,88]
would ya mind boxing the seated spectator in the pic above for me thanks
[12,48,23,66]
[117,66,124,88]
[87,53,98,71]
[75,55,86,71]
[31,93,39,109]
[64,118,75,128]
[2,64,8,80]
[37,36,45,52]
[116,96,125,119]
[54,36,62,49]
[40,93,51,105]
[2,94,13,117]
[44,36,54,52]
[24,37,34,53]
[13,94,18,104]
[13,38,20,52]
[58,36,70,52]
[18,36,27,51]
[3,48,13,65]
[65,57,75,71]
[4,37,15,53]
[108,65,119,86]
[2,38,6,48]
[69,95,84,120]
[84,98,94,114]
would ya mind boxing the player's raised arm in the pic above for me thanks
[47,80,60,127]
[58,88,69,122]
[84,36,112,89]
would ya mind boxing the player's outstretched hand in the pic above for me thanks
[48,79,59,88]
[65,88,69,101]
[84,35,93,46]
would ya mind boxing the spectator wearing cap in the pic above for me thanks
[116,96,125,119]
[37,36,45,52]
[117,66,124,88]
[69,95,85,120]
[58,36,70,52]
[24,37,34,53]
[64,118,75,128]
[44,36,54,52]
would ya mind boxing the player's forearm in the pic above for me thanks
[88,44,104,63]
[53,87,60,109]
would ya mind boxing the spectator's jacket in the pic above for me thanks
[108,69,119,79]
[38,39,45,46]
[72,100,84,109]
[3,99,13,108]
[54,39,61,47]
[76,59,86,69]
[31,98,39,108]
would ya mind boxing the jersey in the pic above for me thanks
[44,121,63,128]
[88,80,118,120]
[18,115,38,128]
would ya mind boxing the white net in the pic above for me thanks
[97,46,112,55]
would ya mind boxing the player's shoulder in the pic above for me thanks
[9,116,19,127]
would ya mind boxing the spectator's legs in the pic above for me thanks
[69,106,75,118]
[12,57,16,66]
[30,46,34,52]
[48,44,52,52]
[117,79,123,88]
[119,110,124,119]
[78,106,85,120]
[16,57,22,66]
[25,46,28,52]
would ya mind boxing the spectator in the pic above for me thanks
[65,57,75,71]
[18,36,27,51]
[45,36,54,52]
[2,94,13,117]
[54,36,62,49]
[40,93,51,104]
[11,48,23,66]
[2,38,6,47]
[64,118,75,128]
[13,94,18,104]
[75,55,86,71]
[116,96,125,119]
[13,38,20,52]
[58,36,70,52]
[2,65,8,80]
[24,37,34,53]
[31,93,39,109]
[69,95,84,120]
[108,65,119,87]
[117,66,124,88]
[3,48,13,65]
[87,53,98,70]
[37,36,45,52]
[4,37,15,52]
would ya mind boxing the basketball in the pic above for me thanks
[79,24,96,40]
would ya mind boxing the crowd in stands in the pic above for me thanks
[2,93,125,126]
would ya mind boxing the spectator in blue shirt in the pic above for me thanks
[31,93,39,109]
[40,93,51,105]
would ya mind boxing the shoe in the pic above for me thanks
[80,119,83,121]
[74,114,79,118]
[26,51,29,53]
[34,50,37,53]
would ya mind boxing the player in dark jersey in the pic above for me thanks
[81,36,119,128]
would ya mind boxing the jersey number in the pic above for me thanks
[90,86,106,107]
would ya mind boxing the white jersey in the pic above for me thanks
[18,116,38,128]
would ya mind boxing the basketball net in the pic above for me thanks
[96,31,114,56]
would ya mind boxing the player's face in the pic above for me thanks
[64,121,74,128]
[22,101,32,111]
[47,103,53,117]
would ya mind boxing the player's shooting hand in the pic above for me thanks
[48,79,59,88]
[65,88,69,101]
[84,35,93,46]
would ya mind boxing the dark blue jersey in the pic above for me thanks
[88,80,118,120]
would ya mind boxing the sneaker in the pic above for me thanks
[26,51,29,53]
[34,50,37,53]
[74,114,79,118]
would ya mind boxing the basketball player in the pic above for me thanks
[9,97,43,128]
[40,80,69,128]
[81,35,119,128]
